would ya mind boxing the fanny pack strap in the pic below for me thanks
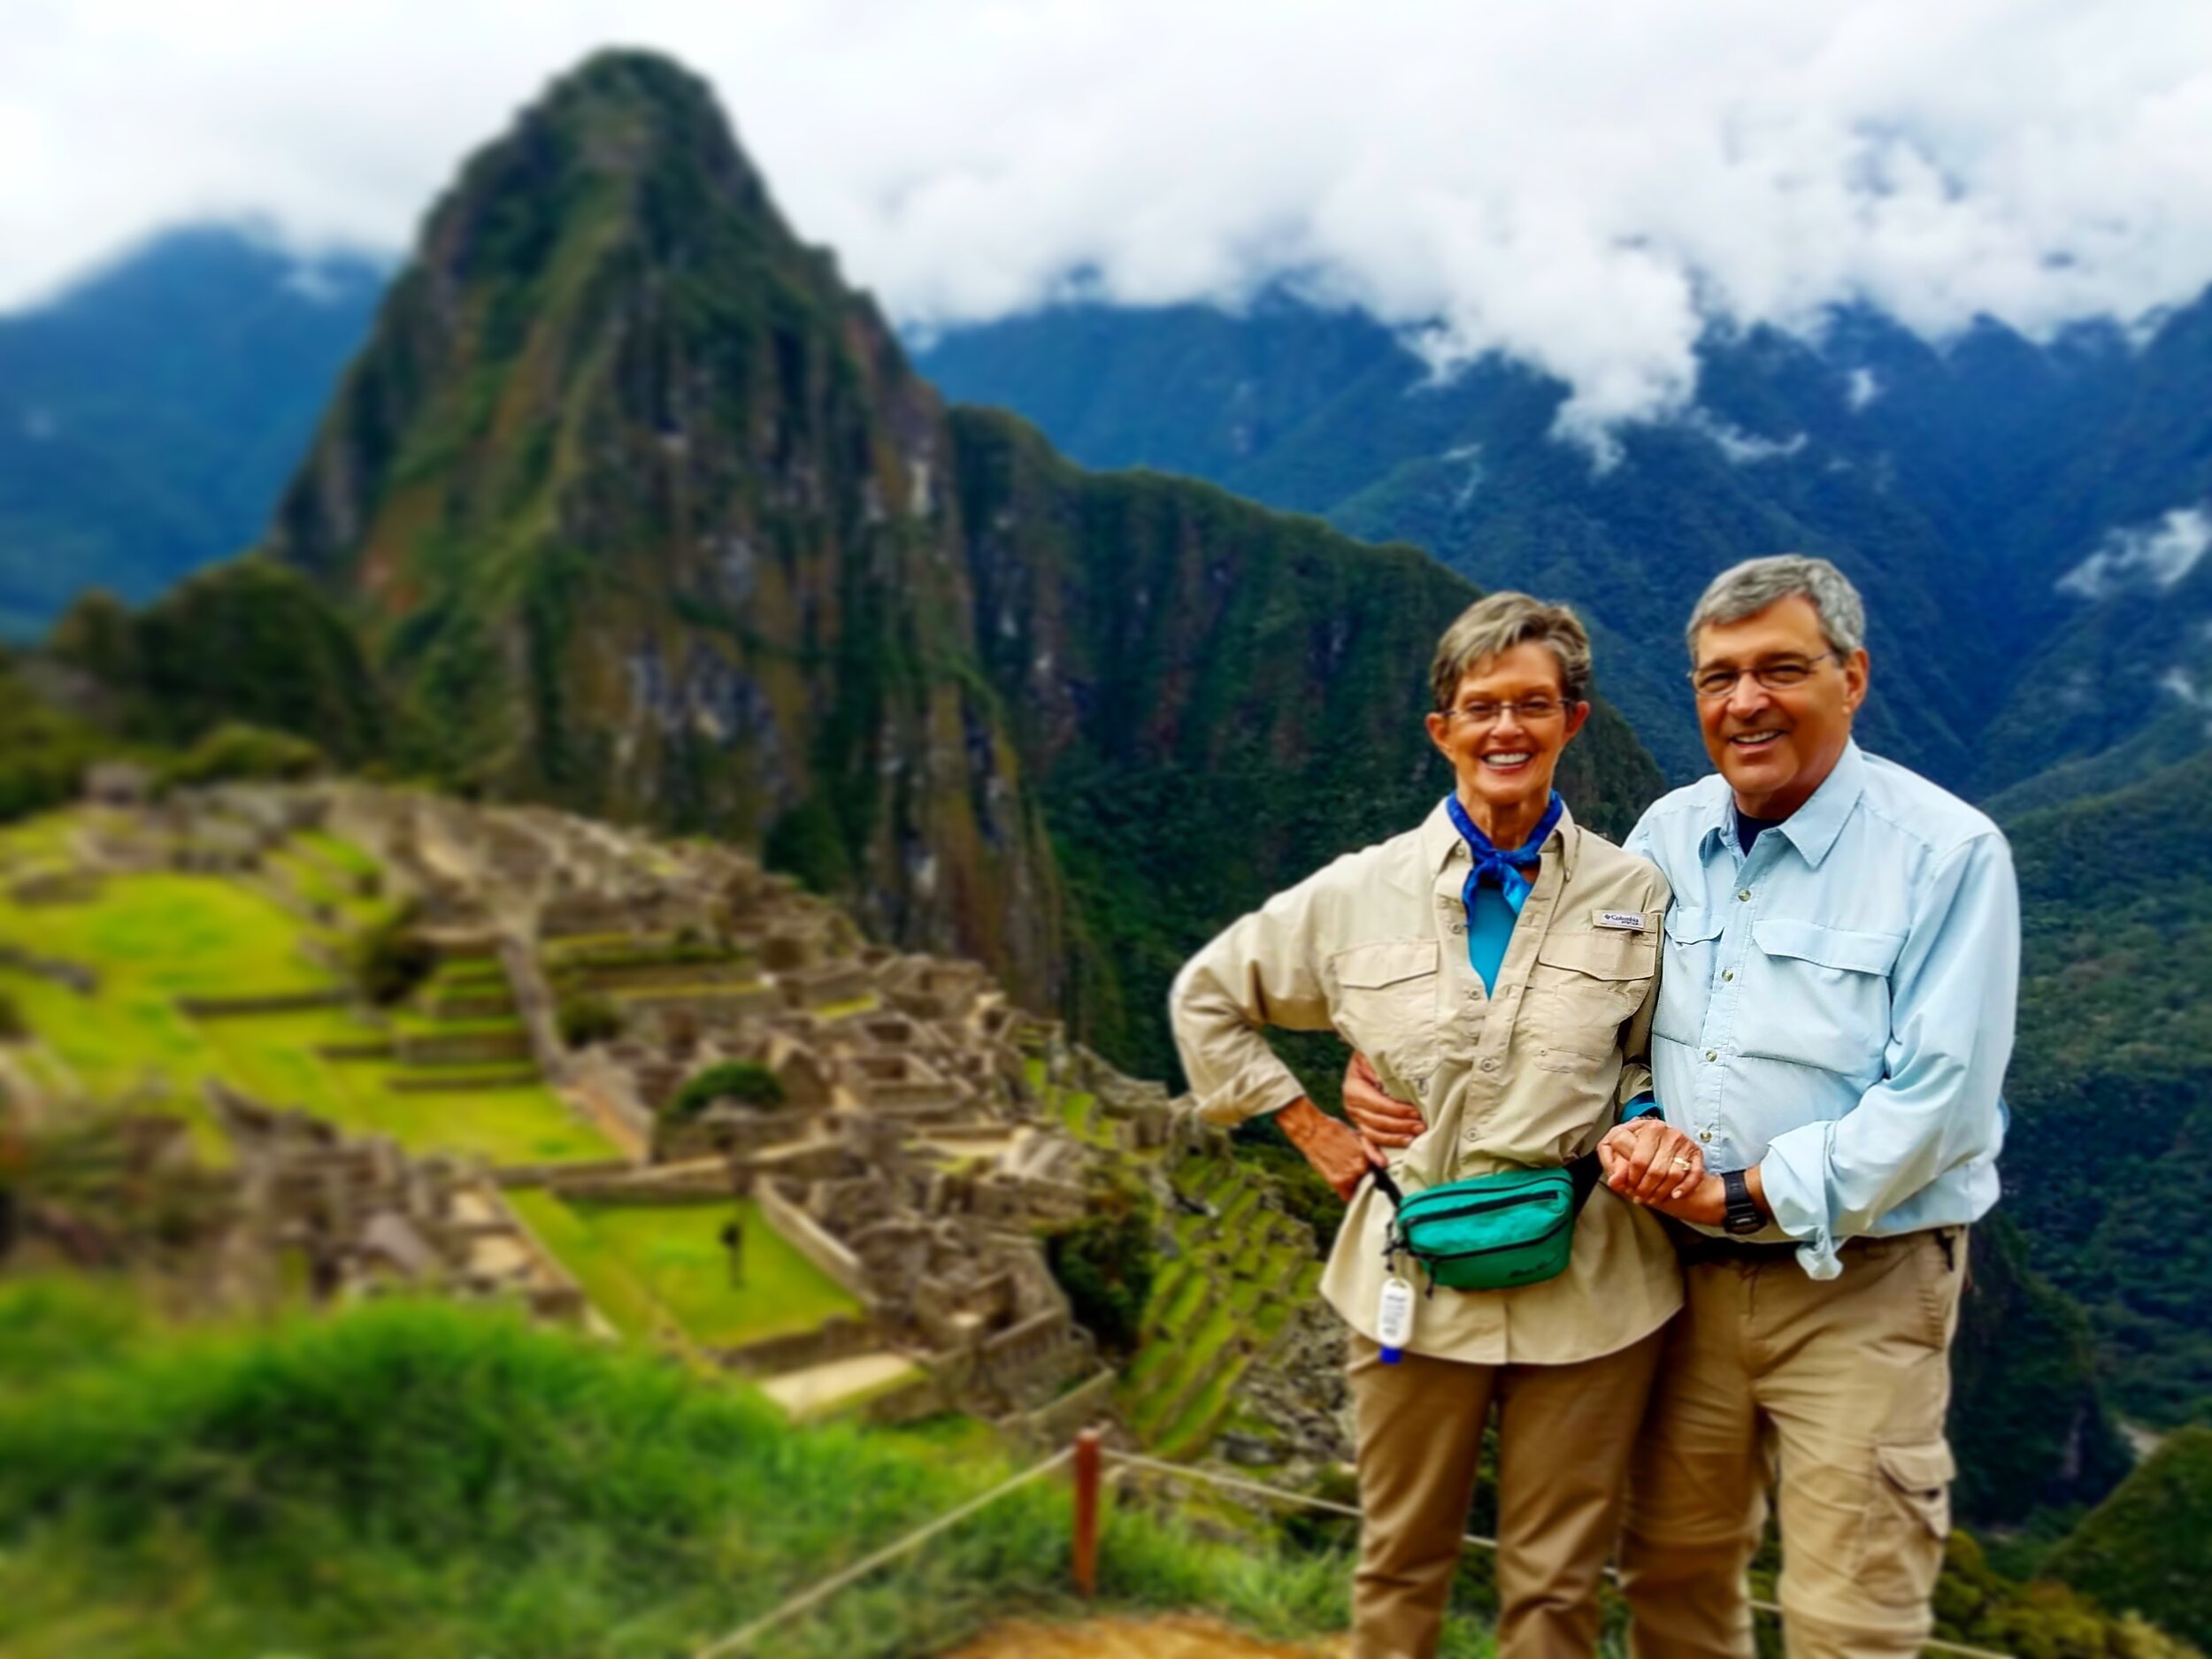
[1368,1146,1604,1218]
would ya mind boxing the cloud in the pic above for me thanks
[1688,411,1808,466]
[2057,508,2212,599]
[6,3,2212,452]
[1846,369,1882,412]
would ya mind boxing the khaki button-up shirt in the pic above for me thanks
[1170,797,1682,1365]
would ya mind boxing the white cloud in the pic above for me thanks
[6,3,2212,454]
[2058,508,2212,599]
[1688,411,1808,466]
[1846,368,1882,411]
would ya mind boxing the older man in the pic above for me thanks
[1347,555,2017,1659]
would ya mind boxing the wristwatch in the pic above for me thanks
[1721,1168,1765,1235]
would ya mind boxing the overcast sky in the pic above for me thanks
[9,1,2212,446]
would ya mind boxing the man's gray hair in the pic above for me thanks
[1431,592,1593,710]
[1686,554,1866,660]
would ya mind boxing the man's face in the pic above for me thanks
[1691,595,1868,818]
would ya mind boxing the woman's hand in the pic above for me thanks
[1341,1050,1428,1150]
[1596,1115,1704,1203]
[1277,1098,1384,1201]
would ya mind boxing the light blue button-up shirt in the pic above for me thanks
[1624,740,2018,1279]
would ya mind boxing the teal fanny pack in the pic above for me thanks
[1371,1156,1603,1293]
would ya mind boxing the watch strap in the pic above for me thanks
[1721,1168,1763,1234]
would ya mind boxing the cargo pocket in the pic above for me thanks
[1329,938,1440,1090]
[1738,920,1902,1080]
[1528,926,1655,1071]
[1859,1440,1955,1608]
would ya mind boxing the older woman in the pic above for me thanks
[1170,593,1701,1659]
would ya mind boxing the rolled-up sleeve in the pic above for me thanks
[1760,830,2018,1278]
[1169,874,1340,1126]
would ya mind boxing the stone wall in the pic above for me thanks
[756,1178,871,1301]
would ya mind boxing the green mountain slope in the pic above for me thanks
[2001,749,2212,1423]
[2043,1427,2212,1649]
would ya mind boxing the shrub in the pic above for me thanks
[1043,1171,1157,1359]
[349,911,434,1007]
[556,991,624,1049]
[164,721,325,787]
[664,1061,786,1122]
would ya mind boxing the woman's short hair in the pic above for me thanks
[1429,592,1593,710]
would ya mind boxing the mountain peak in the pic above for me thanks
[413,48,790,300]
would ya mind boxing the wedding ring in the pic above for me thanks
[1668,1156,1694,1171]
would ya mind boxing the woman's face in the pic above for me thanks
[1423,641,1591,824]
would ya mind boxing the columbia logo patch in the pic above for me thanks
[1594,910,1647,932]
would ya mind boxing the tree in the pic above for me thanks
[664,1061,786,1123]
[1042,1172,1157,1359]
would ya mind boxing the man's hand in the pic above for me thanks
[1341,1050,1427,1150]
[1595,1116,1706,1203]
[1645,1161,1770,1228]
[1277,1097,1384,1201]
[1644,1173,1728,1227]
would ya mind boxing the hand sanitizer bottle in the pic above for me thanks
[1377,1274,1415,1364]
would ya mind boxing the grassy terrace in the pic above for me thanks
[1120,1149,1322,1460]
[509,1193,860,1348]
[0,812,612,1169]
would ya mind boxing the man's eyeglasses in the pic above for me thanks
[1446,697,1568,726]
[1687,651,1839,701]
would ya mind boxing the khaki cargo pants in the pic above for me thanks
[1619,1229,1966,1659]
[1347,1326,1666,1659]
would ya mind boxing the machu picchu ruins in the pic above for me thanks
[0,778,1343,1458]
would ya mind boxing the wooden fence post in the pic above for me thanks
[1071,1428,1102,1599]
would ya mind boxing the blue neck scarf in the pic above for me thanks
[1446,789,1563,917]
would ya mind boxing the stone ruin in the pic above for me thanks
[313,783,1183,1421]
[207,1081,584,1323]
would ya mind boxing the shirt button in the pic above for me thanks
[1737,888,1752,902]
[1449,923,1466,935]
[1704,1049,1717,1062]
[1722,969,1734,981]
[1480,1058,1497,1072]
[1699,1129,1714,1143]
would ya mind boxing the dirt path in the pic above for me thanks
[943,1615,1346,1658]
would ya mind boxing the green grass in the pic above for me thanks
[0,871,321,998]
[508,1195,860,1348]
[0,1281,1431,1659]
[0,852,609,1168]
[297,829,379,880]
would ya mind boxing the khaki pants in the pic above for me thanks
[1348,1327,1665,1659]
[1618,1230,1965,1659]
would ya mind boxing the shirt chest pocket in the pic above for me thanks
[1329,938,1440,1089]
[1526,926,1656,1071]
[1737,919,1903,1082]
[1655,907,1725,1046]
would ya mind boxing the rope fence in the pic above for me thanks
[691,1429,2015,1659]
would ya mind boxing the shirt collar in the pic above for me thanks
[1424,793,1580,882]
[1694,739,1866,870]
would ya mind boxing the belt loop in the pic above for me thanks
[1937,1229,1958,1274]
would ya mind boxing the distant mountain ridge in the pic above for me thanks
[916,291,2212,803]
[0,225,388,639]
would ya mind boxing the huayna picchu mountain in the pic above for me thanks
[196,50,1663,1079]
